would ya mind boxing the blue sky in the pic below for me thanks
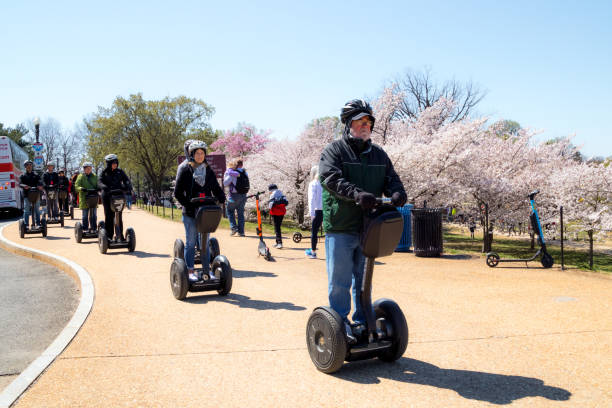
[2,1,611,157]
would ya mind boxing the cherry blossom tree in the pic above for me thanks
[551,162,612,268]
[210,122,271,160]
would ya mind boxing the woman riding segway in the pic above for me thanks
[173,141,226,283]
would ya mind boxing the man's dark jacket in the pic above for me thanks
[319,133,405,233]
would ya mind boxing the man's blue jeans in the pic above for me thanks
[82,207,97,231]
[226,193,247,234]
[182,215,209,272]
[326,232,367,324]
[23,198,41,226]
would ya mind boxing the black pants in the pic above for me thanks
[311,210,323,251]
[102,196,124,240]
[272,214,284,244]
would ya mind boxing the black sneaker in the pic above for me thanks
[344,322,357,344]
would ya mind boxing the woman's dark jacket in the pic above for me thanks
[174,161,225,217]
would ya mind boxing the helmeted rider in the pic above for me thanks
[98,154,132,241]
[42,161,60,219]
[57,168,70,213]
[19,160,44,227]
[319,98,407,343]
[74,162,99,232]
[174,140,226,282]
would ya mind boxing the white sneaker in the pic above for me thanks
[209,270,216,280]
[274,243,283,249]
[188,272,199,282]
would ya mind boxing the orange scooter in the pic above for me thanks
[248,191,272,261]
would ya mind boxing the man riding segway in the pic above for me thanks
[98,154,133,243]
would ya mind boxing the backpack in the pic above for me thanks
[234,170,250,194]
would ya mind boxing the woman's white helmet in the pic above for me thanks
[188,141,207,158]
[82,162,93,169]
[104,154,118,164]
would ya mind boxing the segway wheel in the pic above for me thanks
[306,308,347,373]
[19,219,25,238]
[60,212,64,227]
[70,206,74,220]
[292,232,302,243]
[173,239,185,259]
[541,252,554,268]
[98,229,108,254]
[209,237,220,264]
[214,257,232,296]
[486,253,500,267]
[41,219,47,238]
[126,228,136,252]
[170,258,189,300]
[98,221,105,231]
[373,298,408,362]
[75,222,83,243]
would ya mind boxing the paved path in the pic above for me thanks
[2,207,611,407]
[0,219,79,392]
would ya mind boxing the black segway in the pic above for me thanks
[486,189,554,268]
[18,187,47,238]
[247,191,271,261]
[58,187,71,219]
[170,196,232,300]
[306,199,408,373]
[44,187,64,227]
[74,189,104,243]
[98,189,135,253]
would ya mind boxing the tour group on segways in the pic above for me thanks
[486,189,554,268]
[306,198,408,373]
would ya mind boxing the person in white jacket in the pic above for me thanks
[306,165,323,259]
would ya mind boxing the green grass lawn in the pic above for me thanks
[444,227,612,274]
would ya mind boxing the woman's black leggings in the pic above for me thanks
[311,210,323,251]
[272,214,284,244]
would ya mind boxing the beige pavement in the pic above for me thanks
[2,206,611,407]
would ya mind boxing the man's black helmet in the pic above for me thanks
[340,99,376,130]
[105,154,118,166]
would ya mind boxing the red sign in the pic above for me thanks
[176,153,226,179]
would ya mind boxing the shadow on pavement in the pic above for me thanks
[334,358,571,405]
[103,250,170,258]
[441,254,473,260]
[43,236,71,240]
[232,269,277,278]
[185,293,306,311]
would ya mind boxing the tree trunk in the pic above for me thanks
[588,229,594,270]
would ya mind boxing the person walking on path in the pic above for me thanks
[268,184,288,249]
[174,141,226,282]
[306,165,323,259]
[19,160,44,227]
[223,159,249,236]
[319,98,406,343]
[74,162,98,231]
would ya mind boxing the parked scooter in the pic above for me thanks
[486,190,554,268]
[247,191,271,261]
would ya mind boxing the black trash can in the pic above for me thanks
[411,208,443,257]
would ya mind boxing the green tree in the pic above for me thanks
[85,94,217,196]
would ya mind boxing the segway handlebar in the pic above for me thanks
[190,196,218,206]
